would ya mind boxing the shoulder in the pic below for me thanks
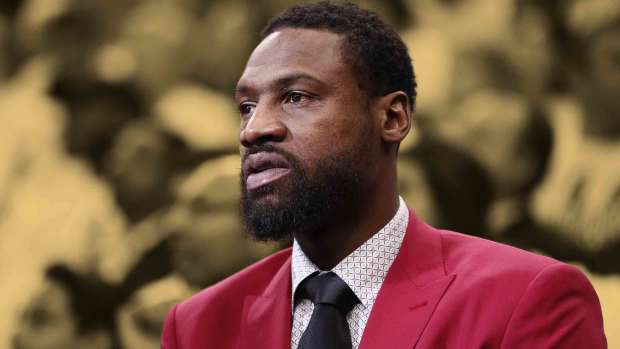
[176,247,291,314]
[429,228,606,346]
[434,228,598,304]
[437,229,603,324]
[436,230,607,347]
[161,247,293,347]
[438,228,559,280]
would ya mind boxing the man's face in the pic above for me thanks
[235,28,377,240]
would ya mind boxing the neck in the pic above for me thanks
[294,171,400,270]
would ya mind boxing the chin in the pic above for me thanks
[240,187,299,242]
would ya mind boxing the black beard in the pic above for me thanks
[240,144,365,242]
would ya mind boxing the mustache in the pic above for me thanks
[241,144,300,168]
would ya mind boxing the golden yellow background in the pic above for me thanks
[1,0,619,348]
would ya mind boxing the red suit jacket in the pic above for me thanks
[161,210,607,348]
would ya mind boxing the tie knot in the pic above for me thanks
[295,272,360,314]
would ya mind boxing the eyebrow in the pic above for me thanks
[234,72,323,100]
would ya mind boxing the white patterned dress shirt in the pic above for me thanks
[290,197,409,349]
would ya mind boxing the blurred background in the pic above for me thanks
[0,0,619,348]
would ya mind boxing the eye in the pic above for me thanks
[238,102,255,117]
[284,91,311,104]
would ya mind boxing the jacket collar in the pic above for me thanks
[358,210,456,349]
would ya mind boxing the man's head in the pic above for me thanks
[261,2,416,109]
[236,2,415,241]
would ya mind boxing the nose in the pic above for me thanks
[239,104,287,147]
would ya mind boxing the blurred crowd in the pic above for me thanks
[0,0,619,348]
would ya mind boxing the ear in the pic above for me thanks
[375,91,412,145]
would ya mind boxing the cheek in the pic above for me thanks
[289,122,356,174]
[291,110,370,154]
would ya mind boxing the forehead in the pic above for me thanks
[237,28,354,91]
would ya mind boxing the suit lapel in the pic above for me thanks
[239,256,292,349]
[359,210,456,349]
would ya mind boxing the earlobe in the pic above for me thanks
[379,91,411,144]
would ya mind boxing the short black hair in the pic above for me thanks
[262,1,416,110]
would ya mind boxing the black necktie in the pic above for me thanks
[295,272,360,349]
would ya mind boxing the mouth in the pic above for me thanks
[243,152,291,191]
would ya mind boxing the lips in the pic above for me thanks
[243,152,291,191]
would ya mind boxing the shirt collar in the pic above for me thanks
[291,197,409,308]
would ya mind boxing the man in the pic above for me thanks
[161,2,607,348]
